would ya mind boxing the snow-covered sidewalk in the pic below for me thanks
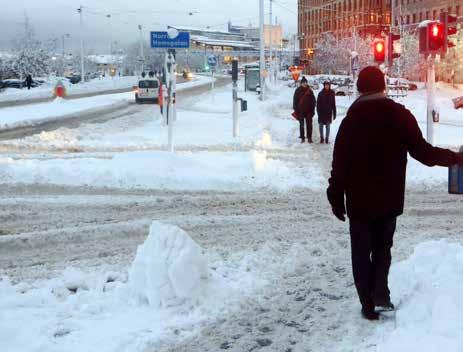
[0,150,320,191]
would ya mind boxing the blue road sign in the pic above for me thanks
[151,31,190,49]
[208,55,218,66]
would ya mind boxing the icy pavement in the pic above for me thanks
[1,187,462,351]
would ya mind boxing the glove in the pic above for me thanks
[332,206,346,222]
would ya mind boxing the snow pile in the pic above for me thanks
[0,151,318,191]
[0,92,132,130]
[129,222,208,307]
[370,241,463,352]
[0,223,264,352]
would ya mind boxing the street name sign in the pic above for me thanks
[151,31,190,49]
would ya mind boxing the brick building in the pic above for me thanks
[392,0,462,29]
[298,0,392,62]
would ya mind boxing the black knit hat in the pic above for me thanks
[357,66,386,94]
[300,76,308,84]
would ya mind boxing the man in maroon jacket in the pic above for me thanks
[327,66,463,320]
[293,77,316,143]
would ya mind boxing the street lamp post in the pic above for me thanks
[259,0,266,101]
[138,25,145,75]
[62,33,71,77]
[78,5,85,83]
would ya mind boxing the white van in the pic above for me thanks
[135,78,160,104]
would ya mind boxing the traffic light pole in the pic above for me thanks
[426,55,436,145]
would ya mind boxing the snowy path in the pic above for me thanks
[1,185,462,351]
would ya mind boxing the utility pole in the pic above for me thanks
[269,0,273,83]
[61,33,70,77]
[259,0,266,101]
[426,55,436,145]
[78,6,85,83]
[138,25,145,75]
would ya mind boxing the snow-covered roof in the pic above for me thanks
[169,25,244,38]
[418,20,437,28]
[87,55,124,65]
[191,35,255,49]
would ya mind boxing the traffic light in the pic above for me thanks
[429,22,445,51]
[441,12,459,55]
[388,32,401,65]
[373,39,386,63]
[419,21,445,54]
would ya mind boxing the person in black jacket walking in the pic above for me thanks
[293,76,316,143]
[327,66,463,321]
[317,81,336,144]
[25,74,33,90]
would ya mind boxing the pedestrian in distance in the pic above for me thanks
[327,66,463,321]
[25,74,33,90]
[317,81,336,144]
[293,76,316,144]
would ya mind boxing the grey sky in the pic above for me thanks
[0,0,297,52]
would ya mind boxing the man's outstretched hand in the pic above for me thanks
[332,206,346,222]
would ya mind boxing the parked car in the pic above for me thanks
[66,75,81,84]
[2,79,26,89]
[135,78,160,104]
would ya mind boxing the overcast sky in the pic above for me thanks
[0,0,297,53]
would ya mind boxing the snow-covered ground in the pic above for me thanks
[359,240,463,352]
[0,150,319,191]
[0,75,215,131]
[0,76,139,103]
[1,79,459,190]
[1,76,463,352]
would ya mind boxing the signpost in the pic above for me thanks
[208,55,217,90]
[151,30,190,152]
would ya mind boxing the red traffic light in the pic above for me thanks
[439,12,459,55]
[376,42,384,52]
[373,39,386,62]
[428,22,445,51]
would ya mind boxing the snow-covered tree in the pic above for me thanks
[389,31,425,81]
[312,33,374,75]
[10,14,55,79]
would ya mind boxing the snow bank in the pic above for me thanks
[0,150,317,191]
[129,222,208,307]
[0,223,264,352]
[369,241,463,352]
[0,93,132,130]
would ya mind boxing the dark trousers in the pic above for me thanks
[299,115,313,141]
[349,217,396,311]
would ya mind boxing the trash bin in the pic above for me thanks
[449,146,463,194]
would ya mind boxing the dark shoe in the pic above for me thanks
[300,139,305,144]
[307,138,313,144]
[320,137,324,144]
[361,308,380,321]
[325,138,330,144]
[375,301,395,312]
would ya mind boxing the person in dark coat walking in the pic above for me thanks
[293,76,316,143]
[327,66,463,321]
[25,74,33,90]
[317,81,336,144]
